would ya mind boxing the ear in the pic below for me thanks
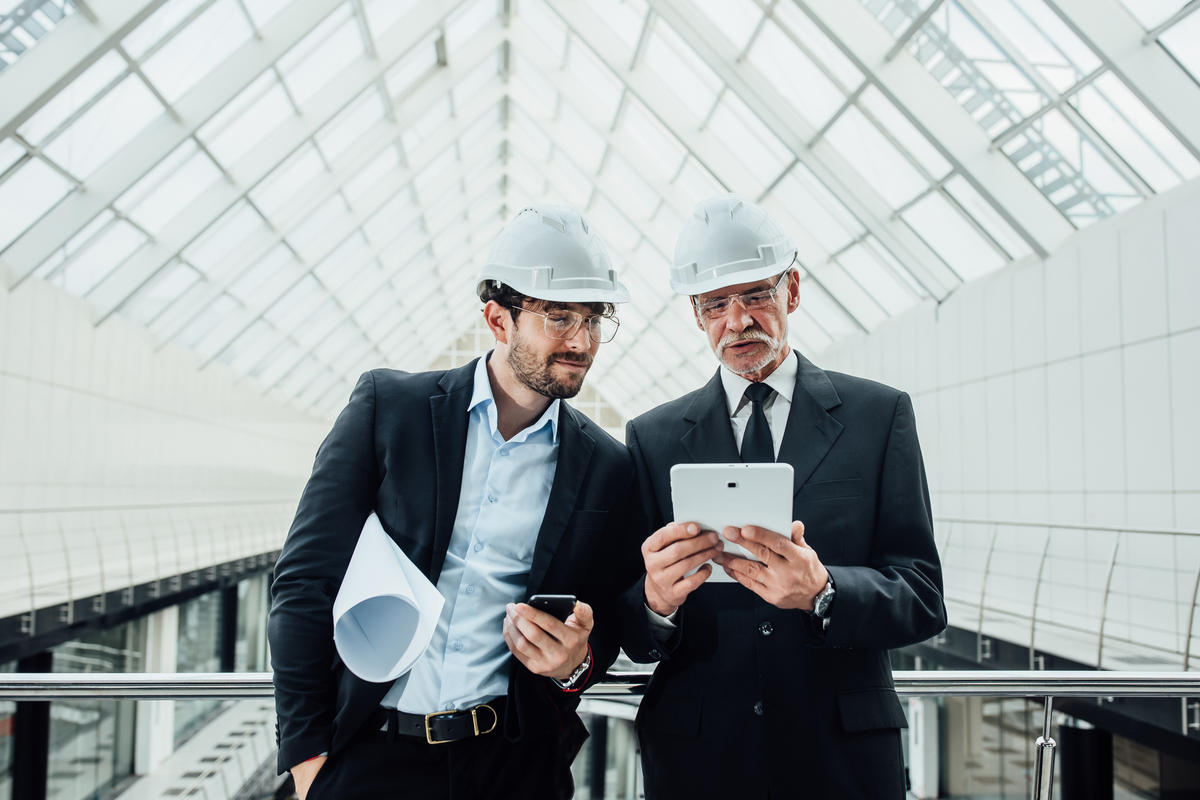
[482,300,512,345]
[785,268,801,314]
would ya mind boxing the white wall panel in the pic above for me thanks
[819,178,1200,668]
[0,277,328,622]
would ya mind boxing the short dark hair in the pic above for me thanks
[478,280,616,320]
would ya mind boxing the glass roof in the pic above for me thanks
[2,0,1197,422]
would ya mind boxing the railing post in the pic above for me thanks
[1032,696,1056,800]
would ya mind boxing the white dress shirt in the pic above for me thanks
[382,353,560,714]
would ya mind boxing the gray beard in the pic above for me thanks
[718,330,785,375]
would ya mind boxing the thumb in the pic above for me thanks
[570,601,594,630]
[791,520,807,547]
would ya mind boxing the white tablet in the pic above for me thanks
[670,463,794,583]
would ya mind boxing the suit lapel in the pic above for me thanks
[681,370,741,464]
[428,360,476,583]
[777,352,844,495]
[526,404,595,596]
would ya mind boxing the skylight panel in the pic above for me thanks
[32,209,114,280]
[835,243,916,317]
[364,0,419,39]
[747,19,844,130]
[621,98,685,178]
[386,41,438,100]
[943,175,1032,261]
[797,282,857,340]
[184,201,267,275]
[364,189,418,246]
[414,144,459,196]
[673,157,723,206]
[858,86,951,180]
[229,243,297,302]
[580,0,647,50]
[459,105,502,153]
[249,337,299,383]
[987,0,1101,85]
[769,167,860,255]
[825,105,927,209]
[242,0,295,29]
[691,0,763,52]
[0,138,23,174]
[197,72,295,167]
[291,299,343,348]
[558,102,606,173]
[902,191,1006,280]
[543,151,592,208]
[176,293,240,349]
[121,0,208,60]
[139,0,254,104]
[1073,73,1200,192]
[42,75,163,179]
[0,0,77,73]
[264,274,323,327]
[518,0,568,57]
[315,231,370,290]
[643,21,723,121]
[445,0,497,55]
[342,145,402,206]
[1159,15,1200,82]
[605,153,658,219]
[565,39,624,123]
[278,3,362,107]
[116,141,222,234]
[118,260,202,326]
[707,93,791,187]
[17,51,126,145]
[452,51,501,110]
[218,320,278,370]
[253,145,326,221]
[464,152,502,187]
[589,195,641,252]
[402,95,453,152]
[288,192,349,251]
[316,89,386,163]
[510,58,558,117]
[0,156,72,250]
[772,1,862,90]
[1116,0,1189,29]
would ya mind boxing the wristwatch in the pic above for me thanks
[812,579,835,620]
[553,648,593,691]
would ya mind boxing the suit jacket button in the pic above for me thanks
[758,622,773,636]
[753,701,763,716]
[649,649,661,660]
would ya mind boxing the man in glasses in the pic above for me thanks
[271,205,643,799]
[617,194,946,799]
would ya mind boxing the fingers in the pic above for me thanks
[790,520,807,547]
[719,557,769,593]
[567,601,594,631]
[674,563,711,596]
[724,525,797,562]
[644,522,702,554]
[509,604,565,647]
[657,531,722,564]
[661,546,722,585]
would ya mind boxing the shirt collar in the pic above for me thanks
[470,351,561,444]
[720,348,799,417]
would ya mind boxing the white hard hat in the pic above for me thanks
[478,205,630,303]
[670,193,796,296]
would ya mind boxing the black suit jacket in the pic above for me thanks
[619,354,946,800]
[269,361,642,773]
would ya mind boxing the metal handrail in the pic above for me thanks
[2,670,1199,700]
[7,671,1196,800]
[932,516,1200,673]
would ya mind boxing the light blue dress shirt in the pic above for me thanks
[382,353,560,714]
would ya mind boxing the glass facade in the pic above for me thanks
[173,589,225,746]
[48,619,146,800]
[236,572,270,673]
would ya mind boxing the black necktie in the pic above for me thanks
[740,383,775,463]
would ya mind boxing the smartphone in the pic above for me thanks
[527,594,577,622]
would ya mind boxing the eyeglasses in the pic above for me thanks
[518,306,621,344]
[692,271,789,321]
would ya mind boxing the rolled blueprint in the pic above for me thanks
[332,513,445,683]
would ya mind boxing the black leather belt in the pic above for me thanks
[369,702,501,745]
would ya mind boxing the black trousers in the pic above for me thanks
[304,704,582,800]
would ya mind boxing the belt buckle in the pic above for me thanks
[424,709,458,745]
[423,704,497,745]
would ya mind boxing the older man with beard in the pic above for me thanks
[270,205,644,800]
[616,194,946,799]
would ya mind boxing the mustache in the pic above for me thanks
[718,329,775,350]
[551,352,593,367]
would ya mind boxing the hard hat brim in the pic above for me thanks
[476,276,631,305]
[669,258,794,297]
